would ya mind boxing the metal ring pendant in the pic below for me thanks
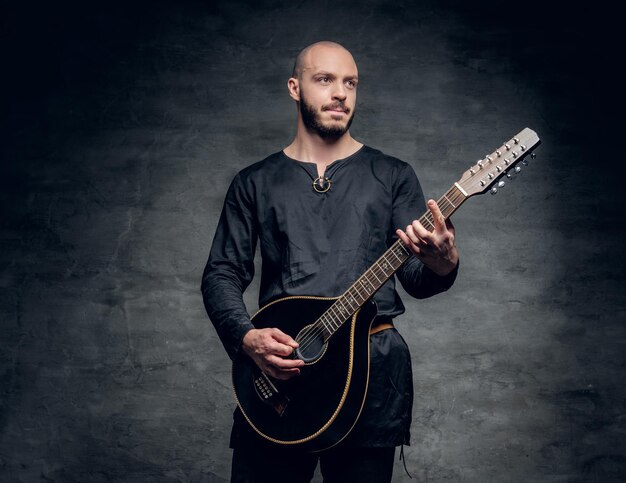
[312,176,331,193]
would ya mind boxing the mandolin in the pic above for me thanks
[232,128,541,452]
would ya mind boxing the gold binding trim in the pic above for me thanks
[232,295,365,446]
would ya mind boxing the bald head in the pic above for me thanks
[286,41,359,139]
[292,41,354,79]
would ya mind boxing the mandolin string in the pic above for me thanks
[295,186,467,353]
[296,231,434,352]
[295,241,407,352]
[296,239,411,352]
[295,234,414,352]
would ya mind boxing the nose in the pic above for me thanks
[332,83,347,101]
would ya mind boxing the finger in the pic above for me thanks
[445,218,455,235]
[396,229,414,248]
[268,341,297,357]
[267,329,299,356]
[427,200,446,233]
[263,359,301,381]
[267,354,304,369]
[396,229,421,256]
[271,328,299,348]
[409,222,430,244]
[405,224,419,244]
[407,224,427,244]
[262,364,279,379]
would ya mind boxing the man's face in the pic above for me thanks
[295,46,358,139]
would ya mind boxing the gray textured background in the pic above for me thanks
[1,0,624,481]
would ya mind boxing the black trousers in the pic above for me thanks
[230,444,396,483]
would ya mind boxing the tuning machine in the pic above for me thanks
[522,152,537,166]
[490,180,506,195]
[506,169,516,181]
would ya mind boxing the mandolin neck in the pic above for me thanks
[317,183,468,340]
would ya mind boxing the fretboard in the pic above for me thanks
[316,183,467,339]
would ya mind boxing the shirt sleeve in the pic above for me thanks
[391,161,458,299]
[201,172,257,360]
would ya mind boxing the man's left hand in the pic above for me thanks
[396,199,459,276]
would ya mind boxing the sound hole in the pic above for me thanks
[295,324,327,363]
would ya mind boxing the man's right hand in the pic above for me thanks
[241,328,305,380]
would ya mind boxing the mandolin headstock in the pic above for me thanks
[455,128,541,197]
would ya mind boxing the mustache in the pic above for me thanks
[322,102,350,113]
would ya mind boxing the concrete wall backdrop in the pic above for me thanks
[1,1,624,481]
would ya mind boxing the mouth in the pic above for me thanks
[323,103,349,115]
[324,109,349,120]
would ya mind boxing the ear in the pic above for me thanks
[287,77,300,102]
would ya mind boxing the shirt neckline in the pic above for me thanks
[279,145,367,175]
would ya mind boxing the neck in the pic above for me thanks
[284,122,362,175]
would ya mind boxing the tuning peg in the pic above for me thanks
[490,187,498,195]
[531,153,536,159]
[506,169,518,180]
[498,180,505,188]
[514,166,522,173]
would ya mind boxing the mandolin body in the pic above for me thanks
[232,295,377,452]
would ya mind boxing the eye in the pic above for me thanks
[318,76,331,85]
[345,80,357,89]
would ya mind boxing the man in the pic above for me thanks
[201,41,459,483]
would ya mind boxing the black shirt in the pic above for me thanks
[201,146,457,447]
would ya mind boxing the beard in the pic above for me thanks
[299,91,355,139]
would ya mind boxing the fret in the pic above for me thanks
[358,279,370,296]
[396,242,410,256]
[339,297,352,313]
[328,308,341,328]
[320,320,332,338]
[322,313,336,331]
[441,186,464,218]
[339,300,351,318]
[345,293,357,310]
[351,287,366,303]
[335,299,350,322]
[336,309,346,322]
[363,273,376,291]
[421,216,435,231]
[379,256,393,275]
[370,266,383,284]
[335,302,348,319]
[329,310,340,329]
